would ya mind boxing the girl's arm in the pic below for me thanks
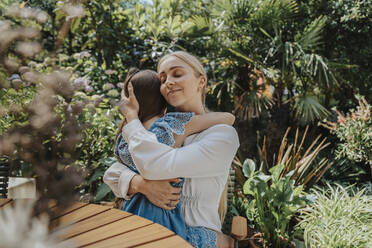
[173,112,235,147]
[184,112,235,136]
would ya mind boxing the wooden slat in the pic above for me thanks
[136,235,193,248]
[52,202,89,219]
[57,209,132,239]
[0,198,12,207]
[61,215,154,247]
[50,204,112,230]
[84,223,174,248]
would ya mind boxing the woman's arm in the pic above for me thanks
[103,162,137,200]
[122,119,239,180]
[103,162,182,209]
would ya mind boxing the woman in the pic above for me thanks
[104,51,239,247]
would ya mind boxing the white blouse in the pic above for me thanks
[103,119,239,231]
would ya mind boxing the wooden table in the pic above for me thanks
[0,199,192,248]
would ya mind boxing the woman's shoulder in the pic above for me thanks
[203,123,238,135]
[196,124,239,144]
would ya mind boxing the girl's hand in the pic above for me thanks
[119,81,139,122]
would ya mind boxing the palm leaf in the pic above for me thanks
[296,16,327,51]
[294,95,330,124]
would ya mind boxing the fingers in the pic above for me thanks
[127,81,134,98]
[163,199,178,210]
[163,205,175,211]
[168,178,182,183]
[171,187,182,194]
[170,194,181,201]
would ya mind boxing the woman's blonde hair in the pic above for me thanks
[157,51,207,105]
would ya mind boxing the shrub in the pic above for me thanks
[298,184,372,248]
[240,160,312,247]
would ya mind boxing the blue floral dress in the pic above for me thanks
[115,112,218,247]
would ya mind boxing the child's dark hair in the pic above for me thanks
[116,68,166,141]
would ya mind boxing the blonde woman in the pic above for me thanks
[104,51,239,247]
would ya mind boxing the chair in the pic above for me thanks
[0,156,10,198]
[220,167,248,248]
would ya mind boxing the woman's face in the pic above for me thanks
[158,56,205,110]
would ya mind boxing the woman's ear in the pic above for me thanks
[198,76,206,90]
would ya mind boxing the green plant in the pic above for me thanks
[298,184,372,248]
[259,126,333,188]
[323,96,371,165]
[55,90,121,202]
[234,126,333,189]
[241,160,311,247]
[321,95,372,183]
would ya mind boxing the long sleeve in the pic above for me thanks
[122,119,239,180]
[103,162,137,200]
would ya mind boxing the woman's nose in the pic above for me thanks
[165,78,175,87]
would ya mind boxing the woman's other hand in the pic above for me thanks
[119,81,139,122]
[130,175,182,210]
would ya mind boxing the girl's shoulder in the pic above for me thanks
[149,112,194,146]
[151,112,195,135]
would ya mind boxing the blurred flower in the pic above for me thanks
[90,95,101,101]
[15,41,41,58]
[9,74,21,81]
[19,66,30,74]
[73,51,91,60]
[104,69,118,75]
[4,59,19,73]
[0,200,72,248]
[58,54,69,62]
[84,86,93,93]
[35,10,48,24]
[107,89,119,98]
[73,92,87,99]
[73,77,89,90]
[18,27,40,39]
[102,83,115,91]
[28,61,37,68]
[79,51,91,58]
[63,4,85,19]
[22,71,40,83]
[11,79,23,90]
[117,82,124,89]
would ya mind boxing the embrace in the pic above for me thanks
[103,51,239,248]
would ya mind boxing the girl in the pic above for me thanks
[113,67,235,240]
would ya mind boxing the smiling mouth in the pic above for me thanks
[167,89,182,96]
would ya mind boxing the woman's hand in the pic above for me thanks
[119,81,139,122]
[131,175,182,210]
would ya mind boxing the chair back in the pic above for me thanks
[219,166,235,234]
[0,157,10,198]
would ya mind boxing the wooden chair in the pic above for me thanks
[0,156,10,198]
[220,167,248,248]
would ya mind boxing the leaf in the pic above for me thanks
[269,163,285,181]
[228,48,256,64]
[95,183,112,201]
[243,178,255,196]
[71,17,81,33]
[242,159,256,178]
[87,168,105,184]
